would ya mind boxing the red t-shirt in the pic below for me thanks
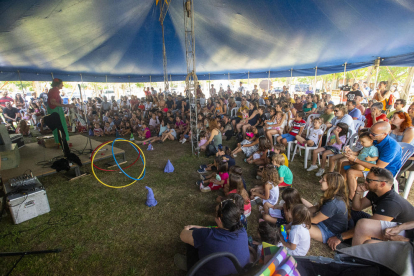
[365,113,388,128]
[47,87,62,109]
[138,104,145,110]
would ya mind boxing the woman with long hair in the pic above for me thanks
[302,172,349,244]
[389,111,414,145]
[15,93,25,110]
[236,101,260,139]
[200,118,222,153]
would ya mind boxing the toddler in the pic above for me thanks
[198,131,208,148]
[199,161,229,192]
[276,112,306,146]
[104,121,115,136]
[273,154,293,187]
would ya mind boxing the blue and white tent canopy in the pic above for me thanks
[1,0,414,82]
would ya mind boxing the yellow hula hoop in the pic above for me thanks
[91,139,146,189]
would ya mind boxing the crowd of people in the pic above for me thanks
[2,80,414,275]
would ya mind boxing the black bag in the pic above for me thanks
[205,142,217,157]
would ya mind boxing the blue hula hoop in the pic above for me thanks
[111,138,146,181]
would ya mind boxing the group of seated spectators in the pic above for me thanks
[2,82,414,275]
[173,82,414,275]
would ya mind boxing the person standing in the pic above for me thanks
[47,78,74,143]
[0,91,14,108]
[210,84,216,98]
[238,82,245,94]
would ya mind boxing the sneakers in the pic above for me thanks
[200,165,208,169]
[307,165,318,171]
[181,138,187,144]
[258,206,264,214]
[197,168,206,173]
[196,180,203,187]
[256,175,262,180]
[232,154,237,158]
[315,168,325,177]
[200,184,211,192]
[200,174,206,180]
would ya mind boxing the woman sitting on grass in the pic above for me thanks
[176,198,250,275]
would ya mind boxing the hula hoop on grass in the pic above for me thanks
[91,139,146,189]
[90,141,141,172]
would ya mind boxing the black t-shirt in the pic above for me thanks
[175,100,182,110]
[166,100,174,109]
[346,90,363,101]
[366,190,414,223]
[3,107,19,119]
[235,97,242,101]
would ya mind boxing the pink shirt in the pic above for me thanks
[144,127,151,139]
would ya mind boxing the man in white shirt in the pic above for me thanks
[238,82,245,94]
[210,84,216,98]
[252,85,259,94]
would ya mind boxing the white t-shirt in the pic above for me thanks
[307,128,324,145]
[286,224,310,256]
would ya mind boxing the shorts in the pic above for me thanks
[184,134,189,139]
[279,182,291,187]
[267,126,281,130]
[316,222,335,243]
[281,133,296,142]
[233,117,242,124]
[323,145,340,155]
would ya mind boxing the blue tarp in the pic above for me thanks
[1,0,414,82]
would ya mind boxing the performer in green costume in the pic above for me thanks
[47,78,74,143]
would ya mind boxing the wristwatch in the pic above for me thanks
[336,233,344,242]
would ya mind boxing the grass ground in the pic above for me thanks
[1,134,413,276]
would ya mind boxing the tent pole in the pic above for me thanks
[268,71,270,91]
[128,76,131,96]
[374,57,381,90]
[248,71,250,86]
[343,62,347,86]
[51,72,54,80]
[314,66,317,92]
[208,73,210,96]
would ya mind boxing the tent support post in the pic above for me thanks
[343,62,347,85]
[268,71,270,91]
[248,71,250,86]
[159,0,172,92]
[51,72,54,80]
[374,57,381,90]
[184,0,198,157]
[314,66,317,92]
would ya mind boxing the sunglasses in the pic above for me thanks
[365,177,386,184]
[368,130,383,137]
[334,110,339,112]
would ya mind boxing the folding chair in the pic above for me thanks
[231,107,239,117]
[393,142,414,194]
[291,124,327,168]
[317,128,353,166]
[353,120,365,132]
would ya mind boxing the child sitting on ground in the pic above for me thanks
[198,131,208,148]
[227,193,248,230]
[103,121,115,136]
[93,122,104,137]
[198,160,229,192]
[307,122,349,177]
[15,120,31,136]
[160,123,176,143]
[295,117,323,147]
[249,221,283,263]
[250,166,279,207]
[273,154,293,187]
[280,204,311,256]
[138,122,151,139]
[262,187,302,227]
[245,137,271,165]
[217,174,251,217]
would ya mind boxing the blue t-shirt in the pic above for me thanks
[193,227,250,276]
[373,135,402,176]
[303,102,317,112]
[357,145,379,164]
[348,108,362,120]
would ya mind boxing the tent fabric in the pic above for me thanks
[1,0,414,82]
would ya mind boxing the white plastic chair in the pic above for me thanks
[353,120,365,132]
[235,101,241,107]
[394,142,414,195]
[231,107,238,117]
[317,127,353,166]
[306,114,320,127]
[291,124,327,168]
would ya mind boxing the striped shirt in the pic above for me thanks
[289,119,306,136]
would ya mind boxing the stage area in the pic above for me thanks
[1,135,125,181]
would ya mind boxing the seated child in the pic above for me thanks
[245,137,271,165]
[295,117,323,147]
[198,160,229,192]
[307,122,349,177]
[227,193,248,231]
[198,131,208,148]
[262,187,302,227]
[15,120,31,136]
[93,123,103,137]
[138,122,151,139]
[160,123,176,142]
[218,174,251,217]
[104,121,115,136]
[339,131,378,175]
[250,166,279,207]
[276,112,306,146]
[280,204,311,256]
[273,154,293,187]
[249,221,282,263]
